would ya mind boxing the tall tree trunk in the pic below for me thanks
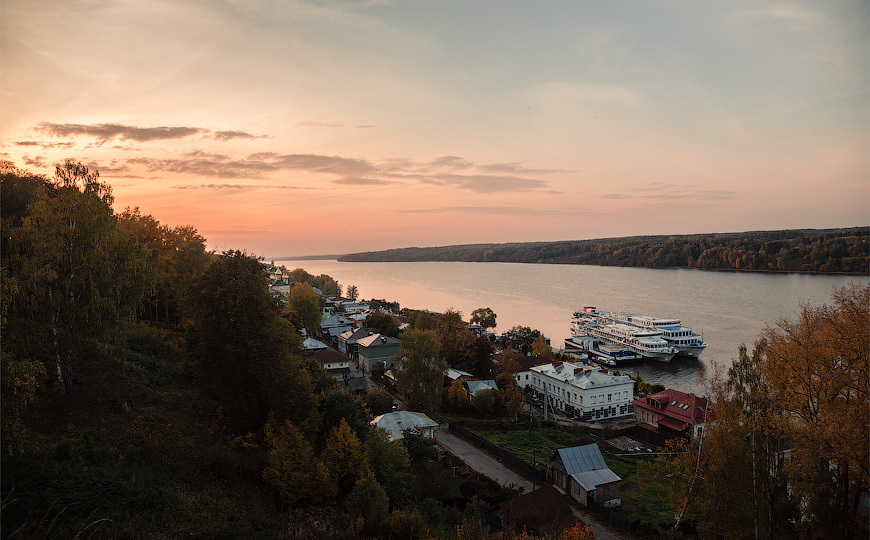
[752,428,759,540]
[48,286,67,394]
[671,422,709,540]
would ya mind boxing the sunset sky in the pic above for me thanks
[2,1,868,258]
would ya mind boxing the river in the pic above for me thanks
[277,259,867,395]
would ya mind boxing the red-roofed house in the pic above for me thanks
[633,389,712,446]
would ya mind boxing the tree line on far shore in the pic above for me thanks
[339,228,869,274]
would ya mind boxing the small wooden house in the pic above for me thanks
[548,443,621,507]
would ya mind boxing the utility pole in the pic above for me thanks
[543,377,548,422]
[532,449,536,490]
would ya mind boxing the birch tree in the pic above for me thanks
[17,160,150,393]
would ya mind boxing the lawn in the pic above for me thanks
[472,426,596,465]
[471,426,675,527]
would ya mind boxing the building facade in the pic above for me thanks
[357,333,400,372]
[548,444,621,507]
[633,389,711,445]
[529,362,635,421]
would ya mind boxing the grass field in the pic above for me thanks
[472,426,674,526]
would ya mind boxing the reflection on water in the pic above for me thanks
[278,259,867,395]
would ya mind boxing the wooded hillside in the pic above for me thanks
[339,228,869,274]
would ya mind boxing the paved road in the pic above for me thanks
[435,427,628,540]
[435,429,533,493]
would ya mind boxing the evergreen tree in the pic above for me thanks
[188,250,317,434]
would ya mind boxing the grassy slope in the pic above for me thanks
[1,329,287,539]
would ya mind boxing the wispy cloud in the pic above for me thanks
[127,155,276,179]
[212,130,268,141]
[171,184,313,191]
[295,122,344,128]
[16,140,75,149]
[607,184,737,201]
[102,147,552,193]
[428,174,546,193]
[34,122,266,144]
[333,177,399,185]
[397,205,568,216]
[413,155,565,175]
[37,122,204,143]
[22,154,47,168]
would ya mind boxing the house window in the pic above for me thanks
[525,374,529,380]
[591,396,596,405]
[608,394,612,402]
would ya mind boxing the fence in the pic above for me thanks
[447,422,548,483]
[586,499,640,533]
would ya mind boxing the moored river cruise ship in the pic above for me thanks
[578,307,707,358]
[570,308,679,363]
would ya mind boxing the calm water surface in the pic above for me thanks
[279,260,867,395]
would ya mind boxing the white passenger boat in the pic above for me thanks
[570,308,678,363]
[574,307,706,358]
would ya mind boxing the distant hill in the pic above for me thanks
[339,228,869,274]
[278,254,347,261]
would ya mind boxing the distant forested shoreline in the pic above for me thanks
[339,228,869,274]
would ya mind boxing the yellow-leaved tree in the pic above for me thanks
[263,418,330,507]
[321,418,370,495]
[762,284,869,537]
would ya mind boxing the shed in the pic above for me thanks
[548,443,621,507]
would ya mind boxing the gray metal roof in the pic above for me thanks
[447,368,474,380]
[371,411,438,441]
[557,443,609,475]
[466,379,498,395]
[357,333,400,348]
[302,337,328,350]
[571,468,622,492]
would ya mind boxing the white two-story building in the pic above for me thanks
[529,362,635,422]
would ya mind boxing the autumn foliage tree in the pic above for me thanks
[660,285,868,539]
[496,352,524,417]
[394,329,446,414]
[263,418,329,507]
[118,207,211,327]
[762,284,869,537]
[7,160,152,393]
[284,283,322,336]
[321,419,370,495]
